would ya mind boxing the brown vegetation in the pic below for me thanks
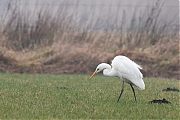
[0,0,179,79]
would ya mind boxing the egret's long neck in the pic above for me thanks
[102,64,116,77]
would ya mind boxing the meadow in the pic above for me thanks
[0,73,179,119]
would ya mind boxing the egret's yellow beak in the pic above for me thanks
[89,71,97,80]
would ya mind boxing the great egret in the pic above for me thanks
[89,55,145,102]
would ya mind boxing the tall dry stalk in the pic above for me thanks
[0,0,178,51]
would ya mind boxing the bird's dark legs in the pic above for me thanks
[117,81,124,102]
[130,84,137,101]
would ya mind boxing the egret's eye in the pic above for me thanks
[97,68,99,71]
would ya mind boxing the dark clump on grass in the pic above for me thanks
[162,87,180,92]
[150,98,171,104]
[57,86,69,90]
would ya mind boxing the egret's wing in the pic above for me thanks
[112,56,145,90]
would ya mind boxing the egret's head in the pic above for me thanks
[89,63,107,79]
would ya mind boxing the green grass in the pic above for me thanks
[0,73,179,119]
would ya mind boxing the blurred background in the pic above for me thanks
[0,0,179,79]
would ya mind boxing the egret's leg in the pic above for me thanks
[117,81,124,102]
[130,84,137,101]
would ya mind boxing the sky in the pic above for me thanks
[0,0,179,32]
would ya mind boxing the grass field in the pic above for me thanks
[0,73,179,119]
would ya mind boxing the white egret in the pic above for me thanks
[89,55,145,102]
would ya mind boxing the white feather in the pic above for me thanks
[111,56,145,90]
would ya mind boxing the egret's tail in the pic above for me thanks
[138,79,145,90]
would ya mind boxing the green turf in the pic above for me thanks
[0,73,179,119]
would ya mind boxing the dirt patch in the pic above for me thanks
[162,88,179,92]
[149,98,171,104]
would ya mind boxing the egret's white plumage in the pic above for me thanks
[89,55,145,102]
